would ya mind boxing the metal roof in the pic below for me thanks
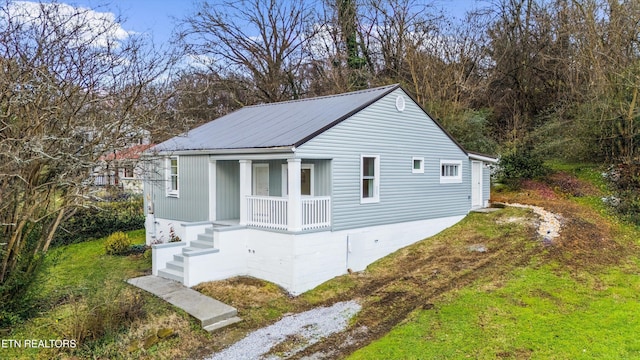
[153,84,400,152]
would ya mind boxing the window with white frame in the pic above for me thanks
[281,163,314,196]
[361,155,380,203]
[412,157,424,173]
[167,156,179,197]
[440,160,462,183]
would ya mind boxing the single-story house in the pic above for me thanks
[143,84,497,295]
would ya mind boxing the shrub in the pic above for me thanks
[128,244,148,255]
[104,232,131,255]
[0,226,47,327]
[496,146,549,187]
[53,195,144,246]
[604,163,640,225]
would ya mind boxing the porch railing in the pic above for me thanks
[245,195,331,231]
[246,196,288,230]
[302,196,331,230]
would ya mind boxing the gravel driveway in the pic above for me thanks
[206,300,361,360]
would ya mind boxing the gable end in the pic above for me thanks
[293,84,400,148]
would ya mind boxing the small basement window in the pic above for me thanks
[440,160,462,183]
[412,157,424,173]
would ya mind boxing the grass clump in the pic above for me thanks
[52,279,147,353]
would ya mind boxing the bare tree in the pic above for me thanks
[0,1,173,300]
[177,0,316,102]
[362,0,441,81]
[566,0,640,163]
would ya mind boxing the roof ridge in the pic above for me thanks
[246,83,399,109]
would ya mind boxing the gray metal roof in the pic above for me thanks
[153,84,400,152]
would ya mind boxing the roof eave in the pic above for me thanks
[469,152,499,163]
[144,146,295,157]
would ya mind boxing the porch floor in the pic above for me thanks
[127,275,241,332]
[213,219,240,226]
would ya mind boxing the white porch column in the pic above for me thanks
[287,158,302,232]
[208,159,217,222]
[239,159,252,226]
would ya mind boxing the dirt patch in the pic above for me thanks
[546,171,600,197]
[493,186,633,271]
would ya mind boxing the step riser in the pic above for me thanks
[166,261,183,272]
[201,309,239,327]
[190,240,213,249]
[197,233,214,243]
[157,269,183,282]
[203,316,242,332]
[173,254,184,262]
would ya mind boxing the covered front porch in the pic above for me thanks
[210,156,332,232]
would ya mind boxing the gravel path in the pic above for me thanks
[507,203,562,240]
[206,300,361,360]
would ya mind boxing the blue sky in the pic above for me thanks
[66,0,483,48]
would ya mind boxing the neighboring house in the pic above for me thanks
[144,84,497,295]
[91,129,152,193]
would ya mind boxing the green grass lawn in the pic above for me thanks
[350,264,640,359]
[41,229,149,297]
[2,229,182,359]
[350,163,640,360]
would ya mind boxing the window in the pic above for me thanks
[281,164,314,196]
[361,155,380,203]
[167,156,179,197]
[124,166,134,178]
[412,157,424,173]
[440,160,462,183]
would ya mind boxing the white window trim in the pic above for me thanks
[440,160,462,184]
[281,163,315,197]
[360,155,380,204]
[166,156,179,197]
[412,156,424,173]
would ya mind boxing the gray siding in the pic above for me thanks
[216,160,240,220]
[483,165,491,204]
[305,159,331,196]
[145,155,209,222]
[296,88,470,231]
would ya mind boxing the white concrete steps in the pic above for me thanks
[157,226,218,283]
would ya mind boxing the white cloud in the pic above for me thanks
[4,1,133,48]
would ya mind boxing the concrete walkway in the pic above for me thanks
[127,275,241,332]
